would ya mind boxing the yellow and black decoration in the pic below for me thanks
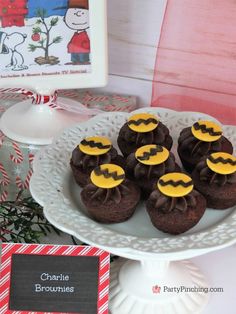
[157,172,194,197]
[128,113,159,133]
[207,152,236,175]
[135,145,169,166]
[191,120,222,142]
[91,164,125,189]
[79,136,112,156]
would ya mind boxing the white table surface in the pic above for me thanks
[40,231,236,314]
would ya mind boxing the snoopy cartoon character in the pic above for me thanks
[0,31,28,71]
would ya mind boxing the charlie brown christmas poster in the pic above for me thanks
[0,0,91,77]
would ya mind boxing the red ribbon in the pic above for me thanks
[0,88,60,108]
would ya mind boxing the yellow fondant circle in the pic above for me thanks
[128,113,159,133]
[91,164,125,189]
[79,136,112,156]
[207,152,236,175]
[135,145,169,165]
[191,120,222,142]
[157,172,194,197]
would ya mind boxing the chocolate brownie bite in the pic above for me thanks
[178,120,233,172]
[117,113,173,157]
[70,136,125,187]
[146,173,206,235]
[126,144,180,199]
[192,152,236,209]
[81,164,140,223]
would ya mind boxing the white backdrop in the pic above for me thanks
[97,0,168,106]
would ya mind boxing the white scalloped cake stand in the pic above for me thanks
[30,108,236,314]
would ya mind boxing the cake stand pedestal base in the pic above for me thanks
[0,99,88,145]
[109,259,209,314]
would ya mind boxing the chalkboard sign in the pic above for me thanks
[0,244,110,314]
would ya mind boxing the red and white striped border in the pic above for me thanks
[0,244,110,314]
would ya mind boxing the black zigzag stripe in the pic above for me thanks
[193,122,222,136]
[94,167,125,181]
[137,146,164,161]
[208,156,236,166]
[81,139,111,150]
[128,118,158,126]
[159,179,193,188]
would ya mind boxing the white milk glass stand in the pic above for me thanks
[0,0,107,145]
[30,108,236,313]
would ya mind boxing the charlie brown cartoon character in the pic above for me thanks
[64,0,90,64]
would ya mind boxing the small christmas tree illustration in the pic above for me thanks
[29,8,62,65]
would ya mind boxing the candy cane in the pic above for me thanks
[10,142,24,164]
[0,190,8,202]
[0,163,10,186]
[0,88,22,93]
[29,153,34,165]
[60,90,80,98]
[88,95,109,102]
[0,131,5,148]
[0,162,9,203]
[16,169,33,190]
[15,152,34,190]
[0,94,21,100]
[15,176,24,190]
[112,95,130,103]
[83,93,109,103]
[24,168,33,189]
[104,104,117,111]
